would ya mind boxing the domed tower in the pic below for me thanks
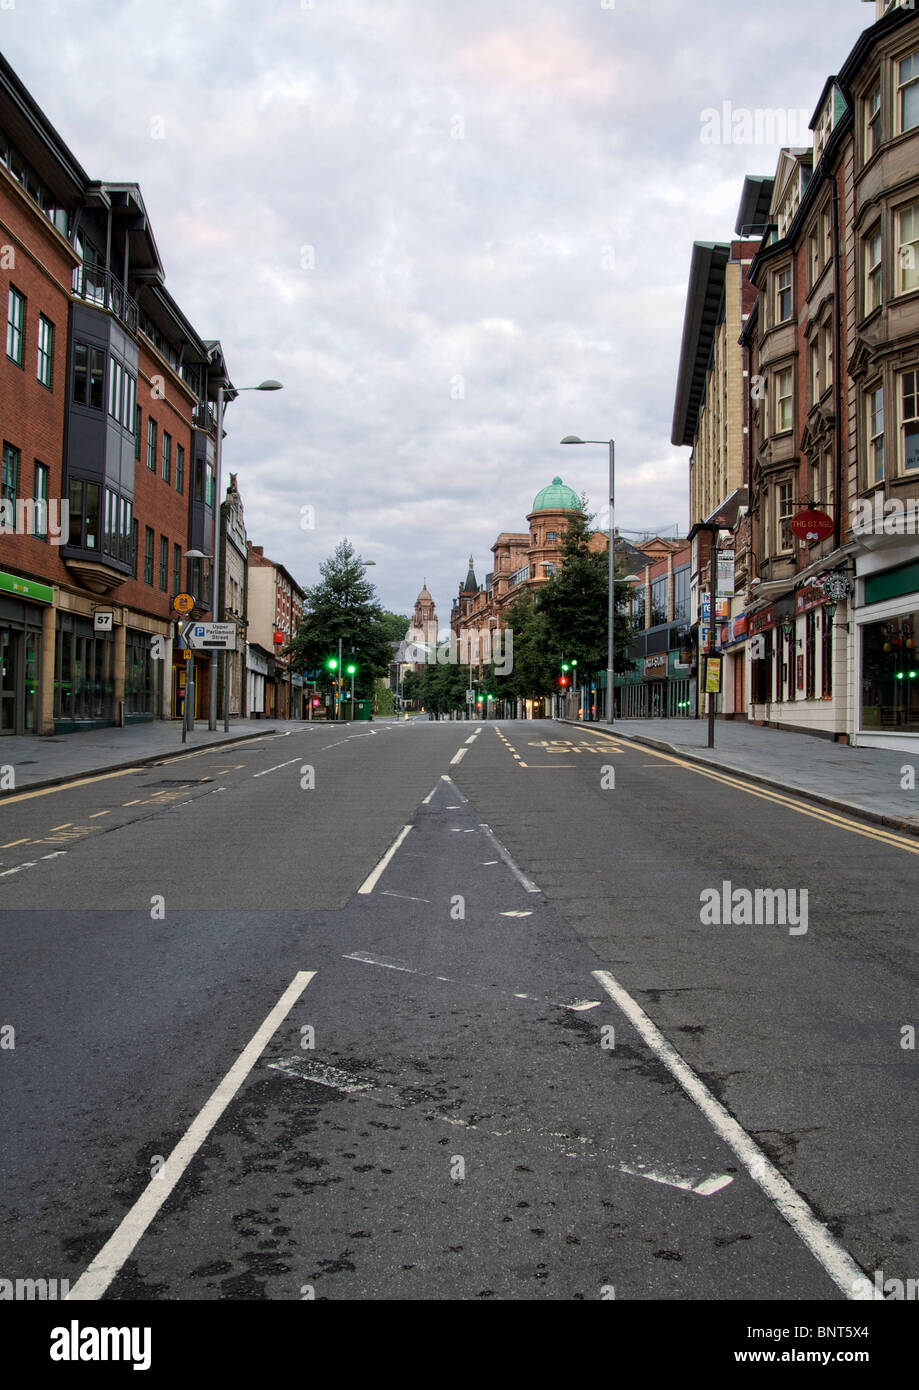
[527,476,585,587]
[407,581,439,663]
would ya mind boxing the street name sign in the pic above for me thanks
[188,622,237,651]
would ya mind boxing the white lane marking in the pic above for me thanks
[381,890,431,903]
[41,852,68,861]
[422,784,439,805]
[450,748,467,765]
[477,822,540,894]
[252,757,301,778]
[0,860,39,878]
[344,950,416,973]
[592,969,880,1300]
[616,1161,733,1196]
[357,824,413,894]
[66,969,316,1301]
[268,1058,373,1092]
[500,910,532,917]
[464,735,477,745]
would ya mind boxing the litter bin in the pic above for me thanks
[354,698,372,721]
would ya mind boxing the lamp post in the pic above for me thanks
[181,548,212,742]
[210,379,283,732]
[561,437,615,724]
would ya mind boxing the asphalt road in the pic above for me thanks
[1,718,917,1303]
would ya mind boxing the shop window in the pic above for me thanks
[861,610,919,731]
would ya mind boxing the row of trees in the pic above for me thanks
[404,514,634,715]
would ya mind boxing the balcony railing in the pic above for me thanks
[71,266,139,333]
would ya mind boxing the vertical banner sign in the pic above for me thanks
[716,550,735,597]
[704,656,722,694]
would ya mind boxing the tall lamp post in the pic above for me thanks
[561,436,615,725]
[210,378,283,732]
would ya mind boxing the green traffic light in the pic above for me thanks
[327,657,338,670]
[346,663,356,675]
[561,663,569,671]
[896,672,905,680]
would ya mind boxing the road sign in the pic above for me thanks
[172,592,195,614]
[188,622,237,650]
[93,611,113,632]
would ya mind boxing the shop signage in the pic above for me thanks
[93,611,114,632]
[0,570,53,604]
[797,654,805,690]
[748,606,774,635]
[795,585,826,614]
[273,631,285,645]
[701,594,729,621]
[821,571,852,601]
[644,653,667,678]
[732,614,747,639]
[790,508,834,542]
[717,550,735,596]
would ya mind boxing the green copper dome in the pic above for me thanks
[531,476,581,512]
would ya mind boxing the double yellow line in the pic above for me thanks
[583,731,919,856]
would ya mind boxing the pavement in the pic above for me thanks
[560,716,919,835]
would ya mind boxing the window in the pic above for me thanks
[897,52,919,134]
[823,209,833,266]
[176,443,184,494]
[131,519,138,578]
[868,384,885,482]
[147,418,157,471]
[824,323,834,390]
[546,531,557,542]
[775,268,792,323]
[806,611,817,699]
[72,342,105,409]
[866,84,881,158]
[108,358,123,422]
[2,442,18,502]
[144,527,154,585]
[897,202,919,294]
[901,370,919,472]
[6,287,24,364]
[650,576,668,626]
[36,316,53,387]
[159,535,168,591]
[205,457,214,506]
[66,478,100,550]
[194,458,204,502]
[777,481,794,552]
[115,367,136,431]
[134,404,141,461]
[33,462,48,538]
[808,233,820,288]
[173,543,181,595]
[775,368,793,433]
[865,228,882,314]
[822,608,833,699]
[161,431,171,484]
[673,567,690,625]
[809,339,821,405]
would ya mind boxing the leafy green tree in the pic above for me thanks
[286,539,396,702]
[491,593,556,706]
[536,513,633,675]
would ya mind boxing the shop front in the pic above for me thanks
[855,554,919,752]
[0,571,49,735]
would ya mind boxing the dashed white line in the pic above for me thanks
[252,757,301,778]
[449,747,467,765]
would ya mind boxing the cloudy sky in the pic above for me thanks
[3,0,870,621]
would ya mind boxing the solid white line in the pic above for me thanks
[66,969,316,1301]
[252,757,301,778]
[343,950,416,973]
[422,784,439,804]
[477,822,540,893]
[449,747,467,765]
[592,969,880,1301]
[357,824,413,894]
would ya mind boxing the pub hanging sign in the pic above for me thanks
[790,508,834,543]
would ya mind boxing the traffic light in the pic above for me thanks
[558,675,569,688]
[326,657,338,672]
[346,663,356,676]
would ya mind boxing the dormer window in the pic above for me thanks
[897,52,919,134]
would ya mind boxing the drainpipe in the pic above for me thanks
[826,166,843,551]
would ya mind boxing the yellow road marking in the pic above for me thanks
[48,823,72,831]
[89,810,111,818]
[122,799,142,806]
[1,838,29,848]
[0,768,140,807]
[587,730,919,854]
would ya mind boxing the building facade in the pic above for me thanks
[0,55,229,737]
[246,543,305,719]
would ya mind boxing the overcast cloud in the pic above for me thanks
[2,0,870,621]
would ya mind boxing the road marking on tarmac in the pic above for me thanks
[358,824,413,894]
[66,969,316,1301]
[592,968,880,1300]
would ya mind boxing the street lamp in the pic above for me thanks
[211,379,283,732]
[561,436,615,725]
[179,549,213,742]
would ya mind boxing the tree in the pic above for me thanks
[286,539,396,701]
[491,593,556,707]
[536,513,633,674]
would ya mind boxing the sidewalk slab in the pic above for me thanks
[559,717,919,837]
[0,720,284,795]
